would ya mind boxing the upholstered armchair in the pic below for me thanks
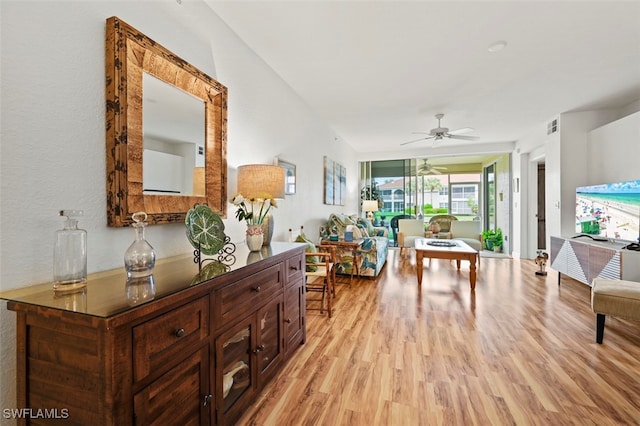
[389,214,414,247]
[450,220,483,262]
[397,219,425,255]
[319,213,389,277]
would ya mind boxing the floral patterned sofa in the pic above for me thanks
[319,213,389,277]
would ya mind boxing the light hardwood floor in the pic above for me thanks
[239,248,640,425]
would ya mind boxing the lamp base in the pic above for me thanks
[367,212,374,222]
[261,213,274,245]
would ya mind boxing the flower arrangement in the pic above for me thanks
[230,193,278,225]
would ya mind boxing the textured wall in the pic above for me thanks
[0,1,356,418]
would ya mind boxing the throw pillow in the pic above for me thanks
[296,233,318,272]
[350,226,363,240]
[355,218,372,237]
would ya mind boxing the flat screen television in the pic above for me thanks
[575,179,640,242]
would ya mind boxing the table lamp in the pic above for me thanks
[237,165,286,245]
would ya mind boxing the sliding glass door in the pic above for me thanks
[364,159,481,225]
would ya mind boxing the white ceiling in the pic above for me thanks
[206,1,640,157]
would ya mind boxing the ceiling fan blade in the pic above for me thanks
[448,134,480,141]
[419,169,442,175]
[448,127,474,135]
[401,135,435,146]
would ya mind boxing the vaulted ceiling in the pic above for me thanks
[206,1,640,159]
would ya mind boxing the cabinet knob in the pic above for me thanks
[285,318,292,324]
[253,344,265,354]
[252,286,261,292]
[175,328,185,338]
[203,394,213,406]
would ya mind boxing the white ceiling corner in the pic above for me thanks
[205,1,640,158]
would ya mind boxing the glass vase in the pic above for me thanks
[53,210,87,291]
[246,224,264,251]
[124,212,156,278]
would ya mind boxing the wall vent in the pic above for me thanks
[547,118,559,135]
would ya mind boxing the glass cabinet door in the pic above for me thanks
[256,296,284,383]
[217,319,253,415]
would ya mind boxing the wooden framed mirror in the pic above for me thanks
[105,16,227,227]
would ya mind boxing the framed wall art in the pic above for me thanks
[323,156,345,206]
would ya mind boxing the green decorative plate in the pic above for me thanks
[185,205,227,255]
[190,261,230,285]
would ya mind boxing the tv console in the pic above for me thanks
[571,233,609,242]
[550,236,640,286]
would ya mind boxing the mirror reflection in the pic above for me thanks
[143,73,205,196]
[105,16,228,227]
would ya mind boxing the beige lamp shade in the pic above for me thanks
[237,164,286,199]
[362,200,379,212]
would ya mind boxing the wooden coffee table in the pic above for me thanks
[415,238,479,289]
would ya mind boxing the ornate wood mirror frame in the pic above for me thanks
[105,16,227,227]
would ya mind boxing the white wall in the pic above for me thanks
[557,110,623,237]
[0,1,356,416]
[513,103,640,259]
[587,111,640,185]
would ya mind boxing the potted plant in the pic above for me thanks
[482,228,503,251]
[492,228,503,252]
[360,183,383,209]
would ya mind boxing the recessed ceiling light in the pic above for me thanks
[488,41,507,53]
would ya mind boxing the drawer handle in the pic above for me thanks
[253,344,265,354]
[252,286,261,292]
[175,328,185,338]
[289,266,299,271]
[203,394,213,406]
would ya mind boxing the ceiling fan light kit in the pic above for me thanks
[488,40,508,52]
[417,159,447,175]
[401,113,480,146]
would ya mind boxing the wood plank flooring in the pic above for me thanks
[238,248,640,425]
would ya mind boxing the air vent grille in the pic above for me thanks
[547,118,558,135]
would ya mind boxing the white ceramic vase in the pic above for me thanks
[246,225,264,251]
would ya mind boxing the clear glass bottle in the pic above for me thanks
[53,210,87,291]
[124,212,156,278]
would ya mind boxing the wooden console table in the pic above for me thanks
[0,242,306,426]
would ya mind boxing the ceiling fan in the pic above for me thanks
[417,159,447,175]
[401,113,479,145]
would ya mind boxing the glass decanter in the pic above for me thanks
[53,210,87,291]
[124,212,156,278]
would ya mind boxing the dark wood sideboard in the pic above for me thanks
[0,242,306,425]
